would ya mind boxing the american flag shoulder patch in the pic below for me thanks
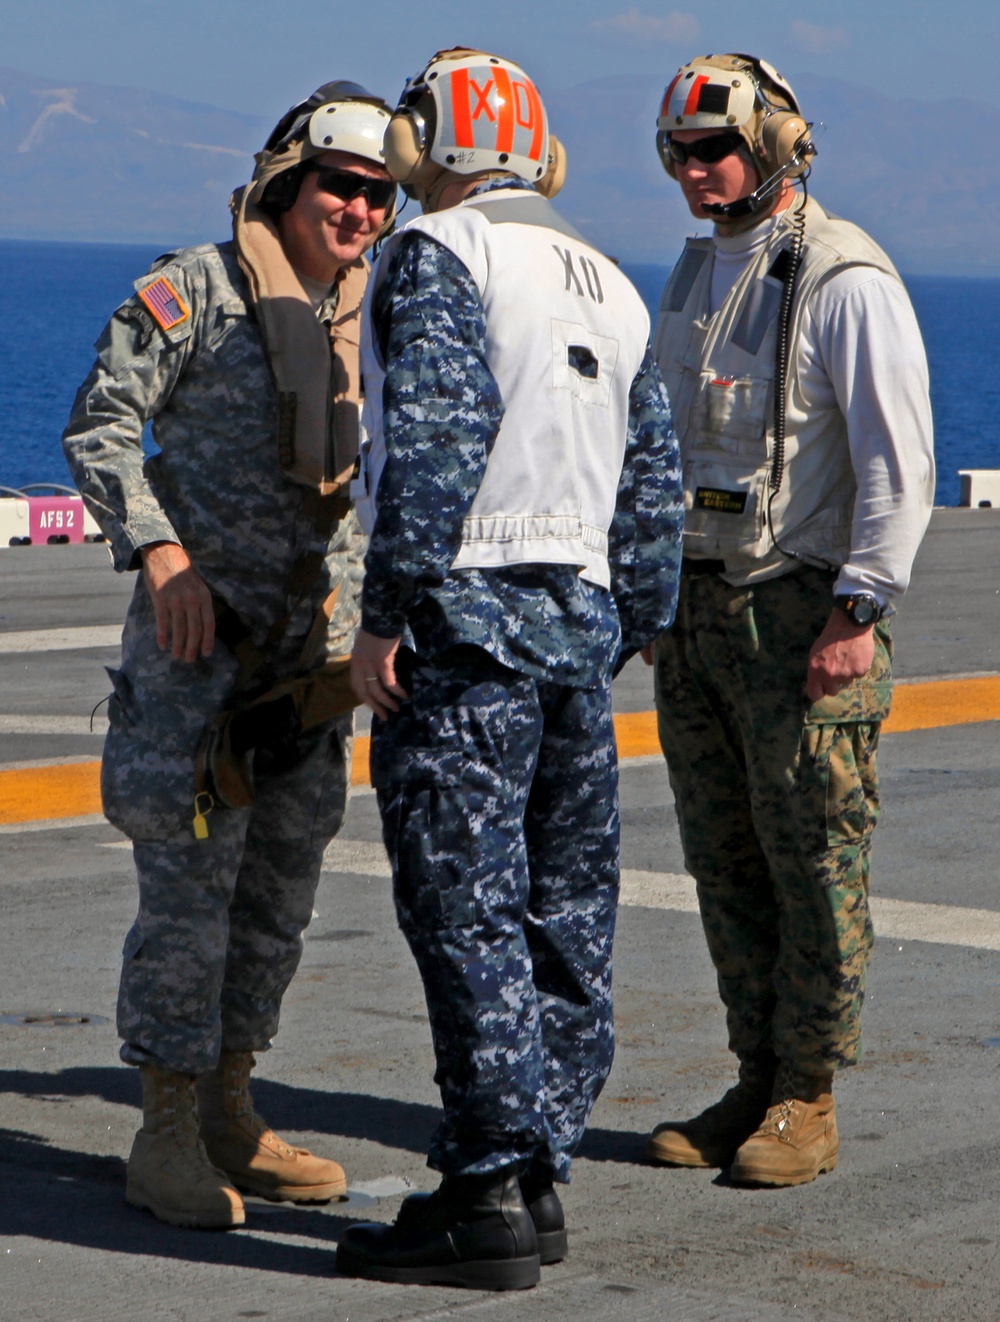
[137,275,190,331]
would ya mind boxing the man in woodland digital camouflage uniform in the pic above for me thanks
[63,82,397,1229]
[333,49,683,1291]
[644,53,934,1186]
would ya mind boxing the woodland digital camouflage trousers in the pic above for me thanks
[371,648,620,1183]
[652,566,893,1075]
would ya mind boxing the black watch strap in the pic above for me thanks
[833,592,883,627]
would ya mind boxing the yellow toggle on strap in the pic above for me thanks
[192,792,214,840]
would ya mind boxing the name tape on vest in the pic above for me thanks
[694,486,748,515]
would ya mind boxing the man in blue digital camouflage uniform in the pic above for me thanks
[334,49,683,1292]
[63,83,397,1230]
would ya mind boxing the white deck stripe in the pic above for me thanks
[618,869,1000,951]
[0,715,108,735]
[0,625,121,653]
[315,842,1000,953]
[0,814,107,835]
[16,830,1000,952]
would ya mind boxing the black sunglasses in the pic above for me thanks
[306,164,395,210]
[665,132,744,167]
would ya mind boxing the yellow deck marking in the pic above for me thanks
[882,674,1000,733]
[3,675,1000,826]
[609,675,1000,761]
[0,761,104,824]
[613,711,659,760]
[354,735,371,788]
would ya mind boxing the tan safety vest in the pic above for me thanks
[653,196,901,581]
[231,183,367,496]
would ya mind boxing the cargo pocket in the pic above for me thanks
[802,721,881,849]
[101,662,216,843]
[100,667,141,837]
[681,457,769,553]
[689,370,771,457]
[386,778,477,931]
[801,615,891,850]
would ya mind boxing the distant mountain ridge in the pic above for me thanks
[0,66,267,246]
[547,72,999,278]
[0,65,996,277]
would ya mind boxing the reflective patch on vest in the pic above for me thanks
[731,274,783,355]
[694,486,748,514]
[767,248,797,283]
[137,276,190,332]
[551,318,619,407]
[661,247,708,313]
[568,344,600,379]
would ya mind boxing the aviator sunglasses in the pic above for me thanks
[665,131,745,167]
[306,164,396,210]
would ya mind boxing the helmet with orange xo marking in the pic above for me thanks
[384,48,566,210]
[655,53,815,219]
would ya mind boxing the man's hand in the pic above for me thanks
[140,541,215,662]
[806,609,876,702]
[640,642,656,667]
[350,629,409,721]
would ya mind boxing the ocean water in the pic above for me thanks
[0,238,997,506]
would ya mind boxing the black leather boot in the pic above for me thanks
[335,1169,540,1290]
[519,1169,567,1265]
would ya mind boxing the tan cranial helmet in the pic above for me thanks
[656,53,814,185]
[384,47,566,210]
[249,81,396,234]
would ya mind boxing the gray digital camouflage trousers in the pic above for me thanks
[371,648,620,1183]
[104,583,352,1075]
[652,566,893,1075]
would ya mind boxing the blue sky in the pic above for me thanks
[5,0,997,121]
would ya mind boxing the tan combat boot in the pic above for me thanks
[198,1050,347,1203]
[126,1064,245,1228]
[730,1067,838,1187]
[647,1054,776,1168]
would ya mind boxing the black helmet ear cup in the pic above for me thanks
[257,163,308,218]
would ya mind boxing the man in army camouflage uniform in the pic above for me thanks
[644,54,935,1186]
[333,49,683,1291]
[62,82,397,1229]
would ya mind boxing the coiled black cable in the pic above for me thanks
[766,190,809,563]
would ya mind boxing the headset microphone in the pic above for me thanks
[702,131,815,220]
[702,194,760,220]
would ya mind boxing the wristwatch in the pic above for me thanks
[833,593,884,627]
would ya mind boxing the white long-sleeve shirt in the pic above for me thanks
[711,212,935,606]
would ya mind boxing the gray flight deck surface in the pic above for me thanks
[2,508,999,1321]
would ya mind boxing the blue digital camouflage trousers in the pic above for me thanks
[652,566,893,1075]
[104,583,352,1075]
[371,647,620,1183]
